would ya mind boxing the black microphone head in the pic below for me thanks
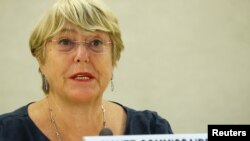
[99,128,113,136]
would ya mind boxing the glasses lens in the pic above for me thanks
[55,38,76,52]
[51,38,111,54]
[87,39,105,53]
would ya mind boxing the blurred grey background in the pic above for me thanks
[0,0,249,133]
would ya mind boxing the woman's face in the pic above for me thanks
[39,24,113,103]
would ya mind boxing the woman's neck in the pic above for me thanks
[46,94,105,137]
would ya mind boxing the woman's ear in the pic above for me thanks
[36,58,45,74]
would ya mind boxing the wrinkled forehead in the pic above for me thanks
[54,23,110,40]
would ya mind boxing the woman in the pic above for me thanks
[0,0,173,140]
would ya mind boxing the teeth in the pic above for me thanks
[75,75,90,80]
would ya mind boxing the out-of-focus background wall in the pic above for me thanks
[0,0,249,133]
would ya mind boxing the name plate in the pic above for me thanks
[83,134,207,141]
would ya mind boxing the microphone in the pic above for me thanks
[99,128,113,136]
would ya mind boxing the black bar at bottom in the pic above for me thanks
[208,124,250,141]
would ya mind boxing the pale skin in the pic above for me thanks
[28,24,126,141]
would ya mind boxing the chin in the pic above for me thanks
[68,89,100,103]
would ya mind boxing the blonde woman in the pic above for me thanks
[0,0,173,140]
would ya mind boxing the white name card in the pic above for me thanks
[83,134,207,141]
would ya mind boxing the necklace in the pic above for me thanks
[47,98,106,141]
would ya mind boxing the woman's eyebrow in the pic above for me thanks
[59,28,95,36]
[58,28,108,39]
[59,28,78,34]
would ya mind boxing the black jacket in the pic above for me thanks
[0,103,173,141]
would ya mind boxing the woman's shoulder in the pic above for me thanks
[0,105,29,139]
[0,104,29,123]
[113,102,173,134]
[0,103,49,141]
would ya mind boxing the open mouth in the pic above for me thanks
[74,75,90,80]
[70,72,95,80]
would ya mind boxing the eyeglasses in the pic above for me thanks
[49,38,112,54]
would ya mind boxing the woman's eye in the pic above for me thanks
[58,39,73,46]
[89,39,103,47]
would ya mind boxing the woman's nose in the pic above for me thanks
[74,44,90,63]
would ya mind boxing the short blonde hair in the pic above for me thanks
[29,0,124,66]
